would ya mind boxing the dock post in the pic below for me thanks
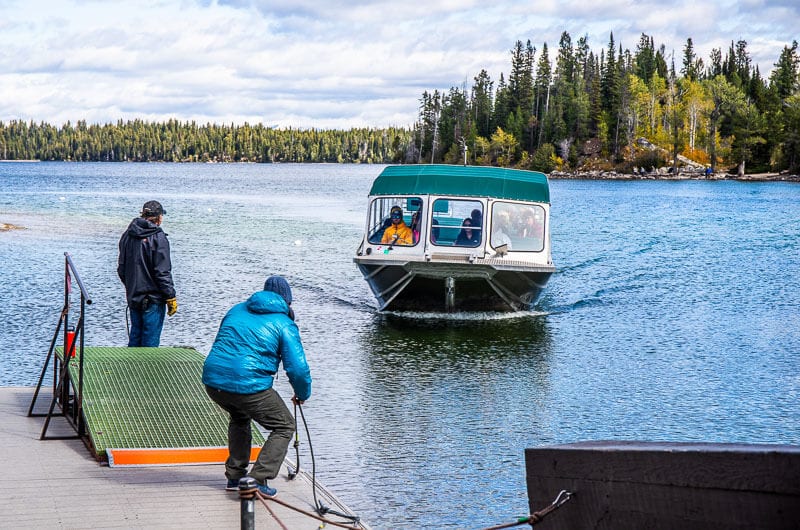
[239,477,257,530]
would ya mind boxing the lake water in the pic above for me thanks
[1,162,798,529]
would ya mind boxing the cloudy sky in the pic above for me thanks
[1,0,797,129]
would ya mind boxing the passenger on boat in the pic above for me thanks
[455,218,480,247]
[370,218,393,244]
[470,208,483,230]
[518,208,544,240]
[410,210,421,243]
[491,210,513,250]
[380,206,414,245]
[202,276,312,498]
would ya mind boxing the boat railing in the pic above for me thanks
[28,252,92,440]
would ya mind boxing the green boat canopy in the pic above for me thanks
[369,164,550,204]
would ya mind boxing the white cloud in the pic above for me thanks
[0,0,797,129]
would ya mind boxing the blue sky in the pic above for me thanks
[1,0,797,129]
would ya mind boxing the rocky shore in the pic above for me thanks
[549,169,800,182]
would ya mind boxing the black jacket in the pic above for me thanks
[118,218,176,309]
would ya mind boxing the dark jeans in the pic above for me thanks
[205,386,295,483]
[128,302,165,347]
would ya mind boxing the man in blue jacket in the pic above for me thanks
[202,276,312,497]
[118,200,177,347]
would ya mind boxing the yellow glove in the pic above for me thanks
[166,298,178,316]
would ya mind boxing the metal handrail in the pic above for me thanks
[65,253,93,305]
[28,252,92,440]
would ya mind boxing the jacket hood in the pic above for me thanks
[126,217,163,238]
[246,290,290,315]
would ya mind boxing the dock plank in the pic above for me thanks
[2,387,366,530]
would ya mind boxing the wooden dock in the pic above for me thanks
[525,440,800,530]
[3,386,367,529]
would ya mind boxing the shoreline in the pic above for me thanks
[0,158,798,182]
[549,170,800,182]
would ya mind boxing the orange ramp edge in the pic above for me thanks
[107,446,261,467]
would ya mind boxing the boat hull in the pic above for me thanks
[354,258,553,312]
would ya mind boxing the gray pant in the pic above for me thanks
[205,386,295,483]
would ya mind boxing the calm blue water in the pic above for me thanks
[1,162,798,529]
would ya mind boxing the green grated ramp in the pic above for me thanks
[59,346,265,457]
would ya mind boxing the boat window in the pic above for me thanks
[431,199,483,247]
[490,202,545,252]
[367,196,422,246]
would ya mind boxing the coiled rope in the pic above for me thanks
[255,490,362,530]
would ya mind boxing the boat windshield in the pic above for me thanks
[367,196,423,246]
[430,198,483,247]
[490,202,546,252]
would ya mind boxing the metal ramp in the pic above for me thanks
[63,345,264,464]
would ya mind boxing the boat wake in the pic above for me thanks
[381,310,548,321]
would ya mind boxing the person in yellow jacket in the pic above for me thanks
[381,206,414,245]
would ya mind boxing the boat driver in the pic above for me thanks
[380,206,414,246]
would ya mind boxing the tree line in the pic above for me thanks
[415,34,800,175]
[1,33,798,174]
[0,119,413,164]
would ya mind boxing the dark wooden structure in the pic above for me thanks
[525,441,800,530]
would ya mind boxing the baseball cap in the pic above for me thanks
[142,200,166,217]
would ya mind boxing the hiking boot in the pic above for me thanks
[256,480,277,497]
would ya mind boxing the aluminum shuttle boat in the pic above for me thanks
[354,164,555,312]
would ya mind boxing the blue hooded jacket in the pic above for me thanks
[202,290,312,400]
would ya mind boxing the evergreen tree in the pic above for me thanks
[770,41,800,100]
[655,44,669,80]
[681,38,703,81]
[735,40,752,90]
[439,86,468,164]
[494,73,510,131]
[472,69,494,139]
[508,40,535,114]
[586,51,603,137]
[507,40,535,153]
[551,31,587,158]
[634,33,656,83]
[601,33,624,158]
[533,43,552,148]
[708,48,723,78]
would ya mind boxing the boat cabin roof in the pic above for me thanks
[369,164,550,204]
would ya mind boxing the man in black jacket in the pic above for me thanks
[118,200,177,347]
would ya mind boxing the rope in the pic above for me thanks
[260,495,290,530]
[295,401,321,508]
[295,401,361,525]
[288,400,300,480]
[479,490,573,530]
[256,491,362,530]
